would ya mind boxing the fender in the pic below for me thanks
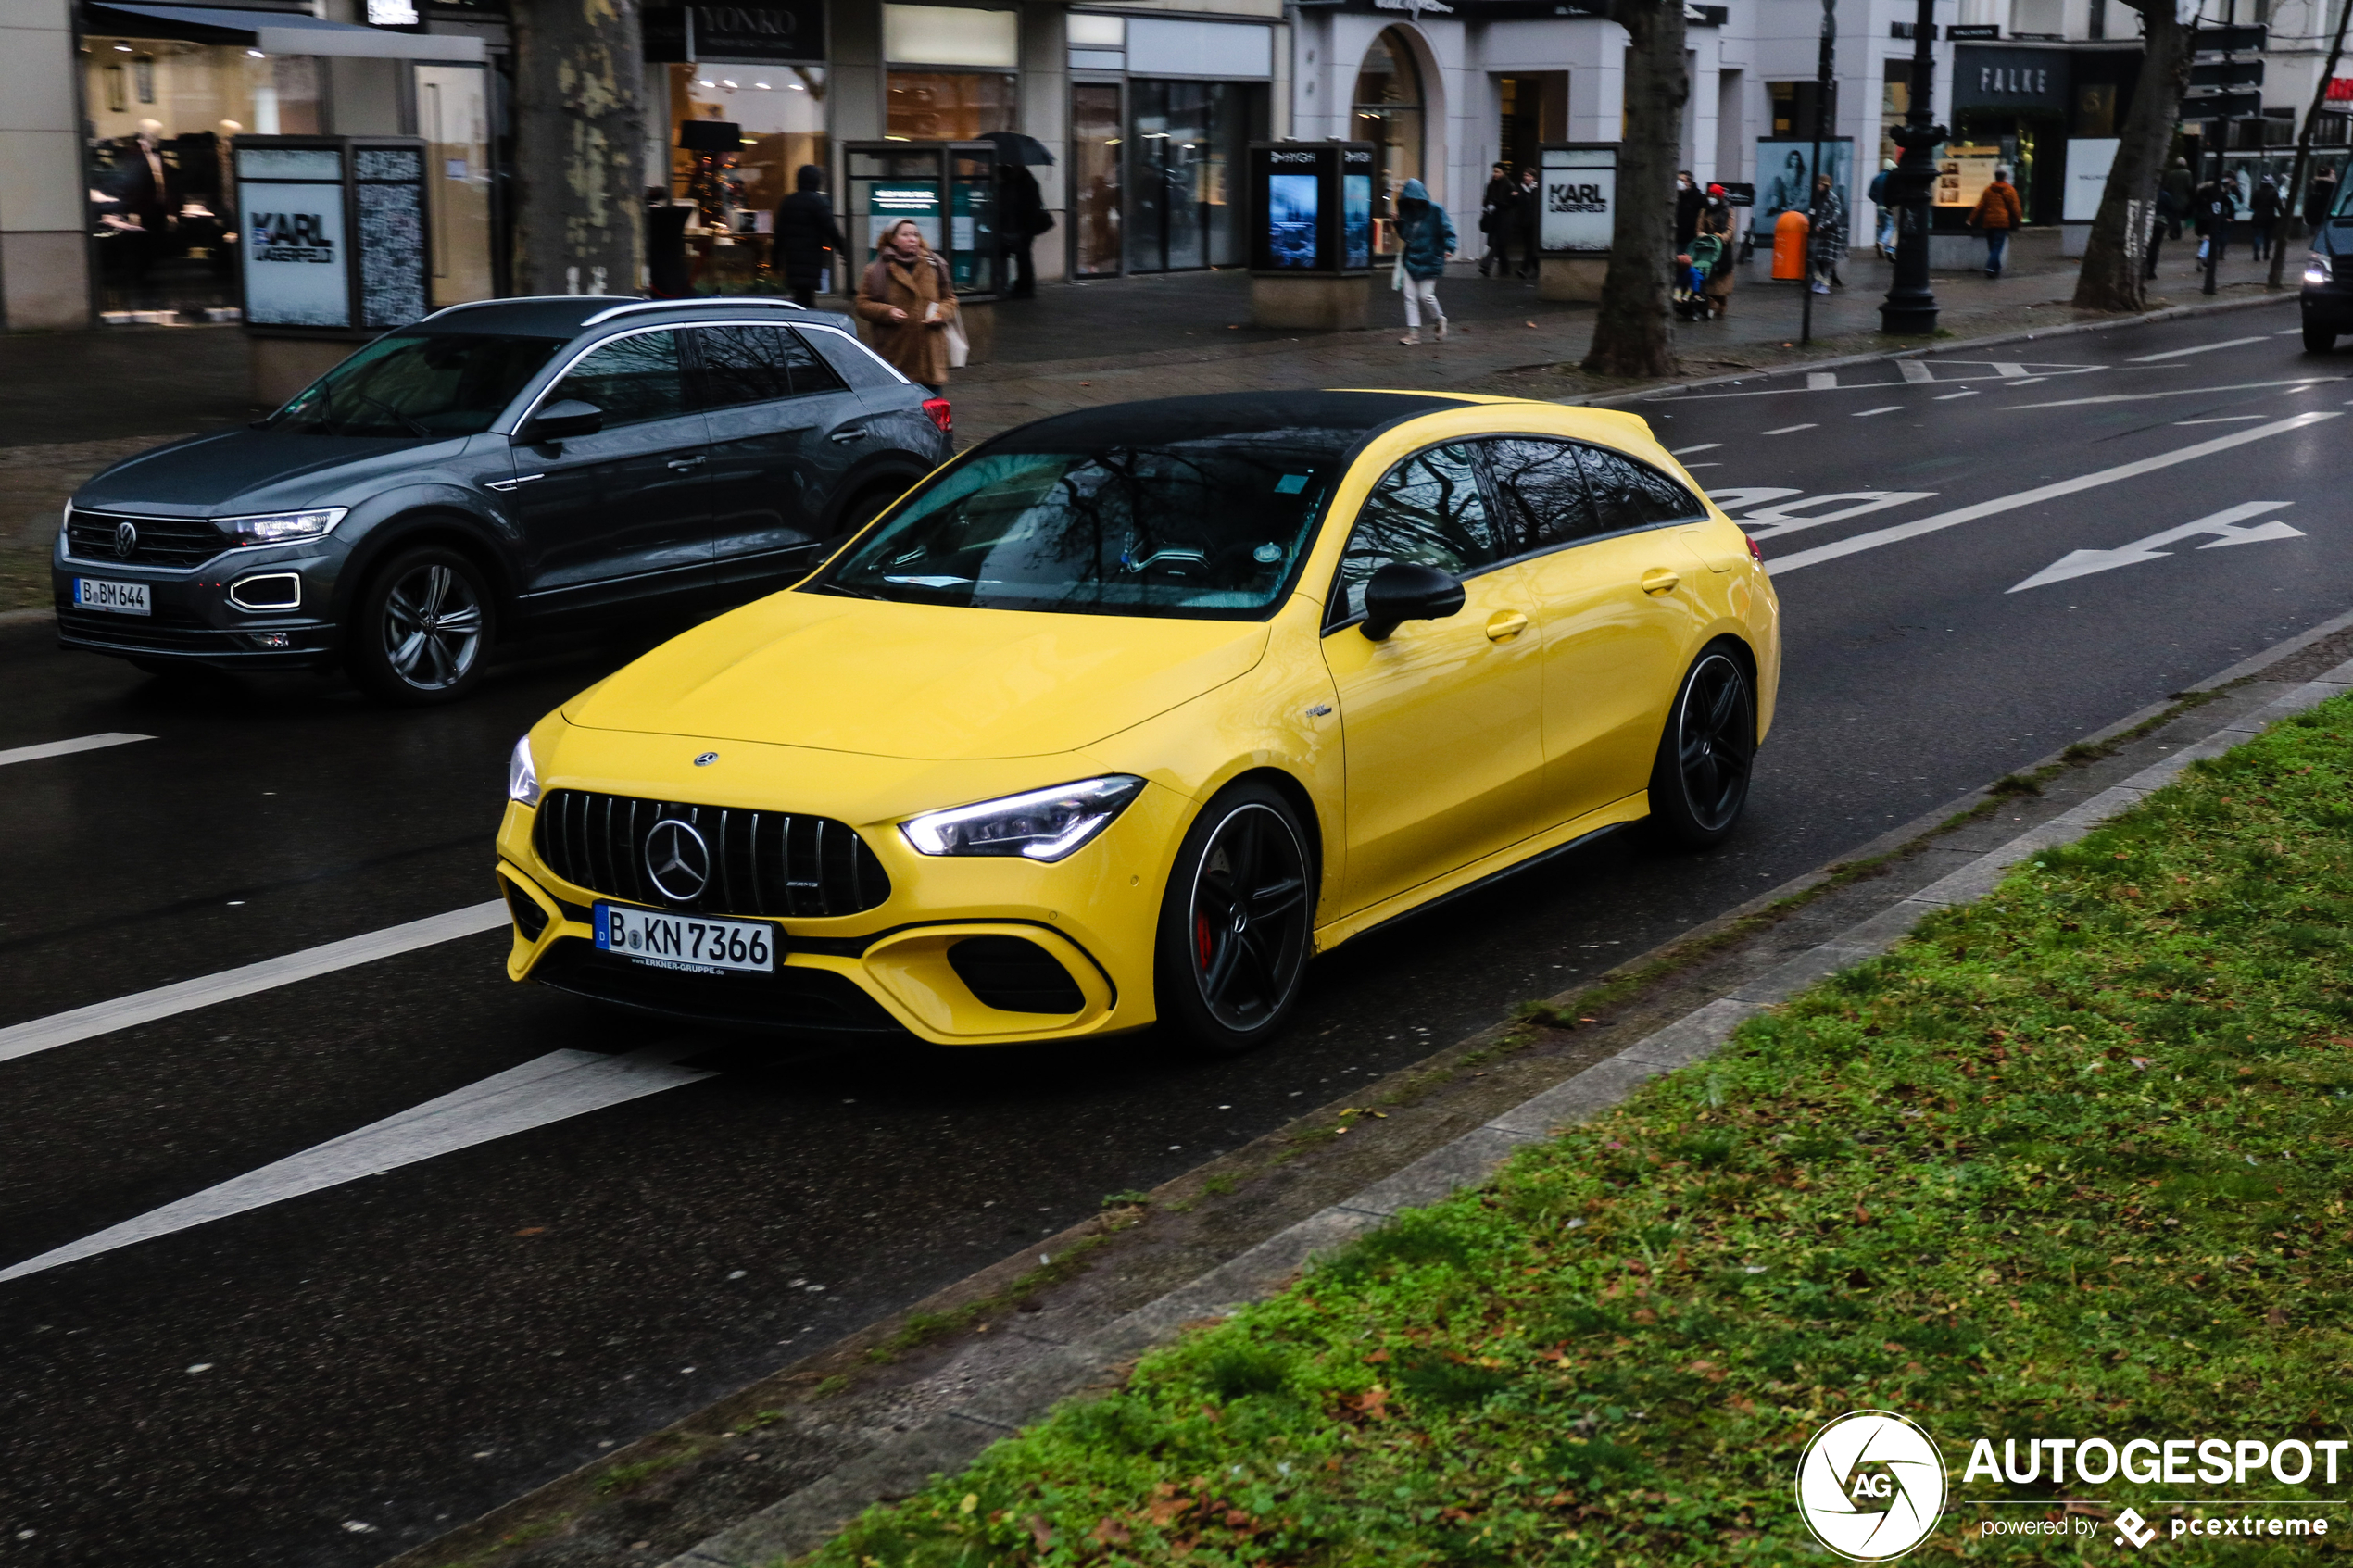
[328,484,521,622]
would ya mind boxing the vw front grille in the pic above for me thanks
[66,508,230,568]
[534,789,890,919]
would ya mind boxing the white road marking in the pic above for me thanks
[1854,406,1903,417]
[1936,390,1980,400]
[1992,363,2032,378]
[2007,376,2343,409]
[2173,416,2267,425]
[1705,487,1805,514]
[0,900,509,1065]
[1669,443,1723,456]
[0,1045,715,1283]
[1806,372,1839,390]
[1682,462,1723,469]
[1671,360,2102,400]
[2128,336,2269,362]
[1762,423,1818,435]
[2008,502,2301,592]
[0,733,153,768]
[1899,360,1936,383]
[1736,491,1941,541]
[1768,411,2341,576]
[2278,328,2308,335]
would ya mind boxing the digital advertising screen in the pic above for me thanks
[1342,173,1372,269]
[1267,173,1320,269]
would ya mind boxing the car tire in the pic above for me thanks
[832,480,906,540]
[1647,643,1758,849]
[2304,320,2338,354]
[347,545,496,705]
[1153,780,1315,1056]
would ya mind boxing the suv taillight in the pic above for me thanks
[922,396,952,434]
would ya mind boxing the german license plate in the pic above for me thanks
[74,577,151,616]
[595,902,775,973]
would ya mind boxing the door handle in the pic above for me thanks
[667,454,706,471]
[1641,567,1681,596]
[1484,609,1529,642]
[828,429,869,444]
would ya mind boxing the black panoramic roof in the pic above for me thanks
[985,390,1478,458]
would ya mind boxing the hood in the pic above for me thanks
[565,591,1272,761]
[74,427,469,514]
[1398,179,1430,205]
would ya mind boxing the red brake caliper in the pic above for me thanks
[1195,911,1214,968]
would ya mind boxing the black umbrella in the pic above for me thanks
[980,130,1054,166]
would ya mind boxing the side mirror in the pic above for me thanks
[1360,561,1466,642]
[514,399,603,444]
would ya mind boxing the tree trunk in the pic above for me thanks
[2070,0,2192,312]
[1581,0,1688,378]
[2267,0,2352,288]
[510,0,648,296]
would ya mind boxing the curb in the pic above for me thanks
[0,607,54,628]
[665,647,2353,1568]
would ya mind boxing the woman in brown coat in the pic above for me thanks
[854,219,958,391]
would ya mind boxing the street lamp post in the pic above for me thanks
[1879,0,1945,333]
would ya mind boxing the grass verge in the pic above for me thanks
[796,696,2353,1565]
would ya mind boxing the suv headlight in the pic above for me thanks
[901,775,1145,861]
[508,734,541,806]
[219,508,347,546]
[2307,252,2334,285]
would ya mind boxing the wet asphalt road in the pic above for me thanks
[4,299,2346,1566]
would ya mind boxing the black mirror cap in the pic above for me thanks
[515,399,604,444]
[1360,561,1467,641]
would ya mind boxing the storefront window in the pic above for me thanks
[82,36,326,320]
[416,63,495,307]
[887,71,1017,140]
[667,65,829,289]
[1071,82,1123,276]
[1127,79,1262,273]
[1353,29,1423,246]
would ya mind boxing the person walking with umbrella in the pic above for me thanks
[982,132,1055,298]
[773,164,846,309]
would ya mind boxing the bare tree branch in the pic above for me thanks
[2072,0,2195,312]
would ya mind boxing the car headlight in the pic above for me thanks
[219,508,347,546]
[508,734,541,807]
[2307,253,2334,285]
[901,775,1145,861]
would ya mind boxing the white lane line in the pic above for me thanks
[2279,328,2310,335]
[1854,406,1903,417]
[2007,376,2343,409]
[0,900,508,1064]
[2129,336,2269,362]
[1806,372,1839,390]
[1936,390,1980,400]
[1768,411,2342,576]
[0,1045,715,1283]
[1669,443,1723,456]
[1899,359,1936,383]
[1762,423,1818,435]
[0,733,154,768]
[1682,462,1723,469]
[2174,416,2267,425]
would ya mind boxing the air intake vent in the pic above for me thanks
[948,935,1085,1014]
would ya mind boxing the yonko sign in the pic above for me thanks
[1795,1410,2347,1558]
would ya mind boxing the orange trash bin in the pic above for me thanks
[1772,208,1811,280]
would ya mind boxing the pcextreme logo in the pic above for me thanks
[1797,1410,1948,1562]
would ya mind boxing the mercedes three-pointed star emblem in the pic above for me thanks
[643,817,711,903]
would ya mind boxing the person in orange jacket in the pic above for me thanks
[1969,168,2023,278]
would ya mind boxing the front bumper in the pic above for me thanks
[495,780,1183,1046]
[2302,279,2353,331]
[52,543,342,669]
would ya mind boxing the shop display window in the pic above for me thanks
[1071,82,1122,276]
[1352,29,1422,249]
[82,35,326,321]
[887,71,1017,141]
[668,64,830,289]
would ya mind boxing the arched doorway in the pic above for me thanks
[1352,28,1424,250]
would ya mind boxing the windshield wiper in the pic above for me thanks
[351,392,431,439]
[812,582,885,600]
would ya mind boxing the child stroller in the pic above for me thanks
[1673,233,1725,321]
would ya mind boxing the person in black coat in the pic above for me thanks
[1478,161,1513,276]
[998,161,1051,298]
[1674,170,1703,250]
[773,164,846,309]
[1514,166,1541,278]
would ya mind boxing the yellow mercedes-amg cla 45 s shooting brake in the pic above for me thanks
[496,390,1780,1054]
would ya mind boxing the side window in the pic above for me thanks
[802,326,902,390]
[1333,443,1504,620]
[692,325,849,410]
[1576,443,1705,532]
[1481,437,1601,555]
[549,330,687,427]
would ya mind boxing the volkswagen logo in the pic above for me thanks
[114,521,139,560]
[643,817,711,904]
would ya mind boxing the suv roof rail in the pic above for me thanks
[418,295,635,322]
[579,296,811,326]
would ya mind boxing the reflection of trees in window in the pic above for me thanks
[1482,438,1598,553]
[557,331,686,425]
[1337,444,1497,616]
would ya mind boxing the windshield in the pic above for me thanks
[266,332,565,438]
[817,439,1340,619]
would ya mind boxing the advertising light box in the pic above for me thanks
[1248,143,1375,275]
[1538,144,1617,255]
[235,136,433,335]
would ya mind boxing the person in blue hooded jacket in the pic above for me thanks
[1392,178,1458,345]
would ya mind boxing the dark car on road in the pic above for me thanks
[52,295,955,702]
[2304,179,2353,354]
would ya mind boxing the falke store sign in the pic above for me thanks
[1954,44,2070,111]
[643,0,825,64]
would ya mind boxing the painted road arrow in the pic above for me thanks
[2007,501,2303,593]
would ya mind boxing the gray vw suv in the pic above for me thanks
[53,295,954,703]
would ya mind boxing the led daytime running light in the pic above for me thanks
[901,775,1145,861]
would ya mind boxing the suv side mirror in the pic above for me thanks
[515,399,603,444]
[1361,561,1467,642]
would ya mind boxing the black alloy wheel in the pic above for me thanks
[1648,645,1757,848]
[350,545,496,704]
[1155,782,1315,1055]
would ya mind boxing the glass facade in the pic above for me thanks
[1126,80,1260,272]
[1071,82,1123,276]
[1352,30,1423,249]
[887,71,1018,140]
